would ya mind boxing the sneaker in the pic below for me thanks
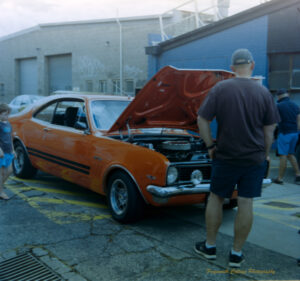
[0,192,9,200]
[194,241,216,260]
[229,252,245,268]
[272,178,284,185]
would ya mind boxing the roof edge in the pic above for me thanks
[146,0,300,55]
[0,13,171,41]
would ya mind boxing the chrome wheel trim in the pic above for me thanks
[110,179,128,216]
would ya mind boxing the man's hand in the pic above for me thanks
[0,148,4,158]
[208,146,216,159]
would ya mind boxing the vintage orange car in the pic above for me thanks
[9,66,270,223]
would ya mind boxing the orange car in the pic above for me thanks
[9,66,265,223]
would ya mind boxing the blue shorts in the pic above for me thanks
[277,133,299,155]
[210,159,267,198]
[0,153,14,168]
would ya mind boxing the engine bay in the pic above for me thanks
[112,134,209,162]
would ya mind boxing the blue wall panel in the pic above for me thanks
[147,16,269,138]
[148,16,269,86]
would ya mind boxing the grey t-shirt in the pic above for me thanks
[198,77,280,165]
[0,121,13,154]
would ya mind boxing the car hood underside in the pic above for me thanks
[108,66,234,133]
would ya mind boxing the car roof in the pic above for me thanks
[43,93,133,102]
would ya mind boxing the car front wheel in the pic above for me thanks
[13,141,37,179]
[107,171,145,223]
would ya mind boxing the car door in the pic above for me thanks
[32,98,94,188]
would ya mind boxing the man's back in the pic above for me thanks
[199,77,278,165]
[277,97,299,134]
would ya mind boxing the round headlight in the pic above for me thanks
[191,170,203,185]
[167,166,178,185]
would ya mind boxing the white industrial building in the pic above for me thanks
[0,0,232,103]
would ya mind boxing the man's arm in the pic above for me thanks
[197,116,213,146]
[197,115,216,159]
[263,124,277,158]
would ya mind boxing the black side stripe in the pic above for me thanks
[27,147,90,175]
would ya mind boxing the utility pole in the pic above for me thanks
[116,11,123,95]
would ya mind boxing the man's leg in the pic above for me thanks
[277,155,287,180]
[194,192,224,259]
[287,154,300,176]
[206,192,224,245]
[0,167,9,199]
[2,165,12,183]
[233,196,253,252]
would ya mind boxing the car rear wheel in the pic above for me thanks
[13,141,37,178]
[107,171,145,223]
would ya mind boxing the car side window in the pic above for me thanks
[53,100,88,130]
[34,102,57,123]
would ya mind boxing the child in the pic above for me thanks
[0,104,14,200]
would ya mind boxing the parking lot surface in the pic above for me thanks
[0,152,299,281]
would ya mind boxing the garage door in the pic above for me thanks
[19,58,38,95]
[48,54,72,93]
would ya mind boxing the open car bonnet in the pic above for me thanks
[108,66,234,133]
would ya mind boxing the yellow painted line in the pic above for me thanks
[16,186,85,197]
[254,198,300,211]
[6,185,110,225]
[28,197,107,209]
[40,210,111,224]
[9,176,59,185]
[254,204,300,211]
[253,211,299,230]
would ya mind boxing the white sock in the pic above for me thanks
[231,249,242,256]
[205,242,216,248]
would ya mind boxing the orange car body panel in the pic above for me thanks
[10,66,237,207]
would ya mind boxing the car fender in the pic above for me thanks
[100,143,169,204]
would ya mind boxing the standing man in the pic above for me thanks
[195,49,280,267]
[273,88,300,184]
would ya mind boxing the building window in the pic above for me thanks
[99,80,107,93]
[112,79,120,94]
[269,53,300,90]
[125,79,134,95]
[86,80,93,92]
[0,83,4,97]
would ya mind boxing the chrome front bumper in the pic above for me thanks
[146,178,272,203]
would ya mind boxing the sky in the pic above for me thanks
[0,0,265,38]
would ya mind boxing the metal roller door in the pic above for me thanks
[19,58,38,95]
[48,54,72,93]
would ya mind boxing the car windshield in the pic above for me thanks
[91,100,130,130]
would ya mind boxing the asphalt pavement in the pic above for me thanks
[0,151,299,281]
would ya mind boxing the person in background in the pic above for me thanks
[272,88,300,185]
[195,49,280,268]
[0,104,14,200]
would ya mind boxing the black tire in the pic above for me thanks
[223,198,238,209]
[13,141,37,179]
[205,194,237,210]
[107,171,145,223]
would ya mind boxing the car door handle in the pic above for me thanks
[43,128,51,132]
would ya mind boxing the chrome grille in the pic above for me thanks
[0,253,62,281]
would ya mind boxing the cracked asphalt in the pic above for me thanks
[0,156,299,281]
